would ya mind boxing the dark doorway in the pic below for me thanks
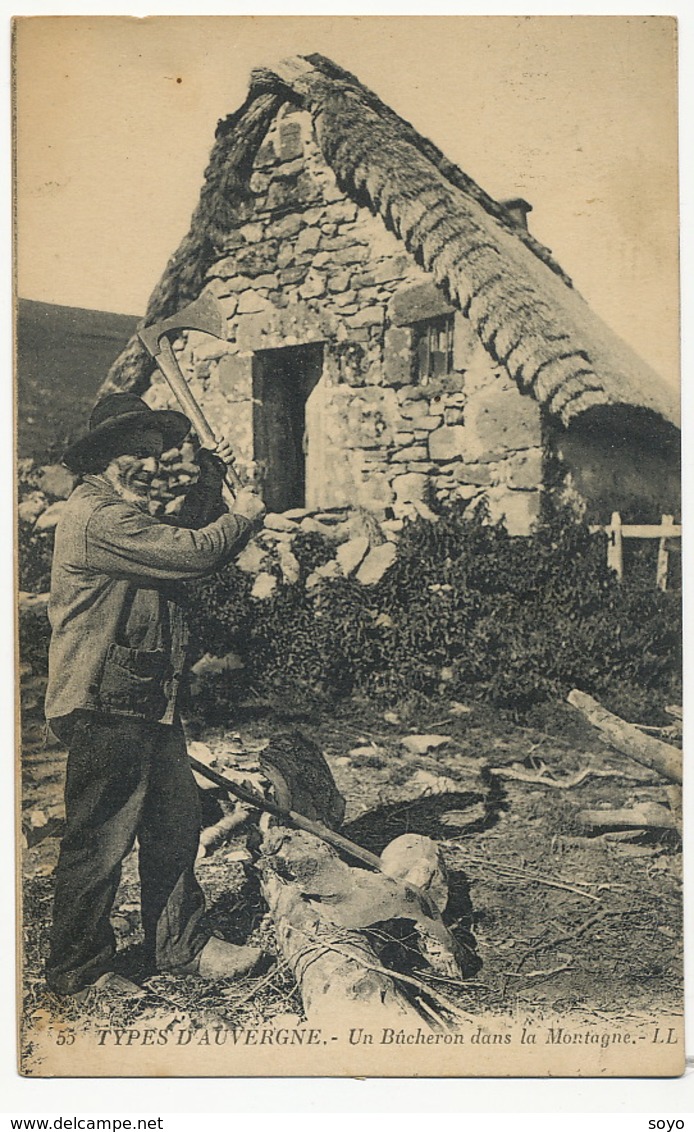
[253,342,323,513]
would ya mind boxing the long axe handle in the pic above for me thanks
[140,334,243,506]
[188,755,384,873]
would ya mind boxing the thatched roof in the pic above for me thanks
[104,53,679,434]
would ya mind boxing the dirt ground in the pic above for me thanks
[19,675,683,1064]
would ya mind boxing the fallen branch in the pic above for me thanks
[488,765,649,790]
[567,690,682,785]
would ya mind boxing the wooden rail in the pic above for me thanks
[590,512,681,590]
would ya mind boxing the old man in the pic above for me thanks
[44,392,266,996]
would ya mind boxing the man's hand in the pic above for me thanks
[208,437,235,467]
[233,489,266,525]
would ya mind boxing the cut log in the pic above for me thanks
[256,826,463,1026]
[578,803,677,831]
[567,690,682,786]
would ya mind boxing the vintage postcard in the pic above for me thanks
[14,15,683,1077]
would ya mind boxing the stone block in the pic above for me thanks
[277,245,294,269]
[456,484,481,501]
[218,352,254,398]
[268,214,303,239]
[391,472,428,505]
[236,542,268,574]
[408,414,440,431]
[397,385,426,403]
[301,516,341,539]
[356,542,398,585]
[236,291,274,315]
[267,171,315,210]
[314,246,368,268]
[251,572,278,600]
[358,470,394,509]
[466,386,541,458]
[295,227,321,255]
[444,407,465,426]
[373,255,411,284]
[253,273,279,289]
[455,463,493,485]
[320,235,357,251]
[327,270,352,293]
[336,535,370,576]
[278,544,301,584]
[264,512,300,533]
[404,462,436,474]
[280,266,308,286]
[500,449,544,490]
[333,289,358,307]
[345,307,385,329]
[299,271,327,299]
[487,488,541,536]
[190,333,233,362]
[428,425,466,462]
[324,201,358,224]
[220,274,255,292]
[393,445,428,462]
[239,222,265,244]
[278,120,303,162]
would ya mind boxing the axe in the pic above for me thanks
[138,292,242,505]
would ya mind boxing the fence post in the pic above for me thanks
[657,514,673,592]
[606,511,623,580]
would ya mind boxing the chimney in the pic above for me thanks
[501,198,533,231]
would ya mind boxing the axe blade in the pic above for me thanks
[139,290,227,357]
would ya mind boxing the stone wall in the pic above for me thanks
[145,104,545,536]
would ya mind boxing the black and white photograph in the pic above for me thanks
[13,14,684,1078]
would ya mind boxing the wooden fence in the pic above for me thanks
[590,512,681,591]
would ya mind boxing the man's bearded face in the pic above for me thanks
[103,428,165,503]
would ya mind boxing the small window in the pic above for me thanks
[414,315,454,384]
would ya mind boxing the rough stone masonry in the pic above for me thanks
[144,103,545,539]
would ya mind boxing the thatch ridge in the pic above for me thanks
[103,53,679,435]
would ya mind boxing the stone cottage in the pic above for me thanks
[104,54,680,535]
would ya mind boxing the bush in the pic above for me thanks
[21,497,681,724]
[187,502,680,721]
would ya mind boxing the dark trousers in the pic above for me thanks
[46,711,208,995]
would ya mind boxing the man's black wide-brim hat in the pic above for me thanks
[63,393,191,473]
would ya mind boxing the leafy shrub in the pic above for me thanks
[189,501,680,721]
[20,496,681,724]
[17,521,55,593]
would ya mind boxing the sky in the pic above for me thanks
[13,15,680,389]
